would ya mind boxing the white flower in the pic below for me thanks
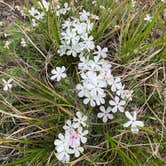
[83,71,107,96]
[83,93,98,107]
[77,127,88,144]
[29,7,39,17]
[55,112,88,163]
[58,10,94,58]
[39,0,49,11]
[144,14,152,22]
[20,38,27,47]
[56,3,70,16]
[116,87,133,101]
[61,29,77,45]
[58,41,69,56]
[77,71,107,107]
[76,83,88,98]
[54,134,68,152]
[87,55,103,71]
[50,66,67,81]
[94,45,108,58]
[95,92,106,106]
[79,10,90,21]
[73,112,87,128]
[108,77,123,92]
[122,90,134,101]
[62,19,72,29]
[35,12,45,20]
[2,78,13,91]
[109,96,126,113]
[97,106,113,123]
[82,35,95,52]
[74,22,87,35]
[78,55,90,72]
[54,134,72,163]
[72,146,84,157]
[56,150,70,163]
[99,63,112,82]
[4,41,10,49]
[61,3,70,15]
[66,42,81,57]
[86,20,93,33]
[29,6,45,20]
[63,120,75,131]
[65,129,81,148]
[116,85,125,96]
[91,14,99,20]
[123,111,144,133]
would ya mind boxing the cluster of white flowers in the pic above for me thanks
[29,1,70,26]
[77,52,110,107]
[76,47,138,127]
[54,4,143,134]
[0,1,146,164]
[43,3,144,162]
[28,0,49,27]
[58,10,94,57]
[54,112,88,163]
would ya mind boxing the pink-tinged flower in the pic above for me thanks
[65,129,81,148]
[123,111,144,133]
[109,96,126,113]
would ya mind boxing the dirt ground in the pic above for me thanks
[0,0,29,23]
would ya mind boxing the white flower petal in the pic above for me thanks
[97,113,104,118]
[125,111,133,120]
[123,121,132,127]
[131,126,139,133]
[135,121,144,127]
[103,116,108,123]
